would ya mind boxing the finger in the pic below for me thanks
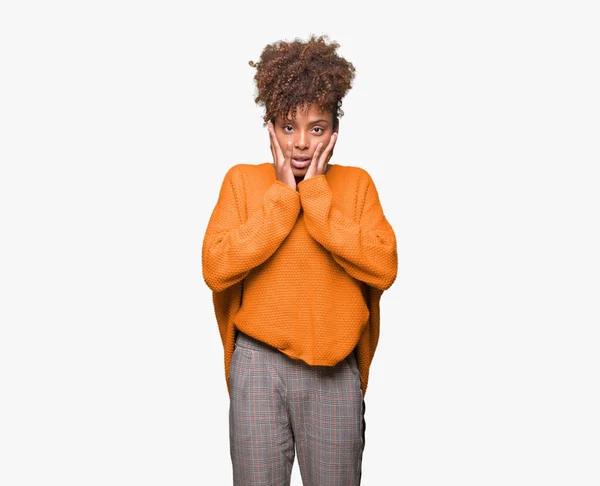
[319,133,337,166]
[284,140,293,165]
[268,125,277,153]
[325,146,335,164]
[312,142,324,164]
[268,122,285,162]
[268,127,277,163]
[267,122,276,146]
[325,132,338,163]
[324,132,338,154]
[305,142,323,177]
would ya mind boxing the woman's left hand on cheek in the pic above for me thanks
[303,132,338,181]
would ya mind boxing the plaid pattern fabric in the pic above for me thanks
[229,331,366,486]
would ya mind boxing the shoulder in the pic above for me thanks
[330,164,375,189]
[221,162,272,183]
[331,163,372,179]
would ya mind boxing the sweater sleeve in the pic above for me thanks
[297,171,397,290]
[202,165,302,292]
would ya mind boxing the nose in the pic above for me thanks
[294,131,309,150]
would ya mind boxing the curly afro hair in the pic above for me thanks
[249,34,356,130]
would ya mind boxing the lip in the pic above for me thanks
[291,157,311,169]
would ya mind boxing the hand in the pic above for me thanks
[303,132,338,182]
[268,121,296,190]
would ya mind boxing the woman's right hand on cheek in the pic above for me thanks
[268,121,296,190]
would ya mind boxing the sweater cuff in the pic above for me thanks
[297,174,329,200]
[274,179,300,195]
[270,179,301,211]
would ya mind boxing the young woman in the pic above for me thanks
[202,34,398,486]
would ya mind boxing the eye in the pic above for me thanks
[282,126,294,133]
[312,127,324,134]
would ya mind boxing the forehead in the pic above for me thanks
[281,104,333,124]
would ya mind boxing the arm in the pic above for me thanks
[202,165,301,292]
[297,170,397,290]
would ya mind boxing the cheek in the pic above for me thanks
[321,134,333,147]
[275,133,289,148]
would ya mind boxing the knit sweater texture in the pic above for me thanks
[202,162,398,396]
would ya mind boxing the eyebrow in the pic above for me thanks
[283,119,330,125]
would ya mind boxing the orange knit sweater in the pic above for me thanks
[202,162,397,396]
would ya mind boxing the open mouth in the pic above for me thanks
[291,157,311,169]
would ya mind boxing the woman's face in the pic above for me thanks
[273,104,336,179]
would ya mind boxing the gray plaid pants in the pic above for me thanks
[229,331,366,486]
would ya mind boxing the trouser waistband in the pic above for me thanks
[235,330,278,352]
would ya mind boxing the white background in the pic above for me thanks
[1,1,599,485]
